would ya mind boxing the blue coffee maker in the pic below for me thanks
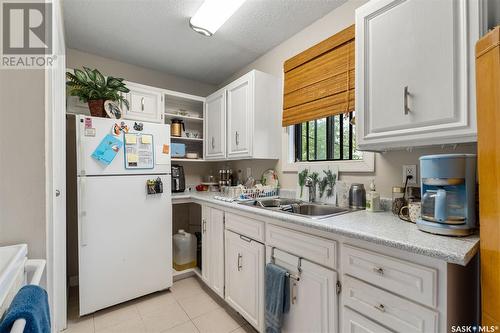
[416,154,477,236]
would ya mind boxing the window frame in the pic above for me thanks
[281,124,375,174]
[293,113,357,162]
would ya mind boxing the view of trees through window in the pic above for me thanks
[294,111,361,162]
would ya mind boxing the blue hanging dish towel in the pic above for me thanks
[265,263,290,333]
[0,285,51,333]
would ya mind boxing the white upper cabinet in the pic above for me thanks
[205,89,226,160]
[355,0,485,151]
[123,81,164,123]
[227,74,253,158]
[204,70,281,160]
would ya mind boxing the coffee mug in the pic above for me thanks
[399,201,421,223]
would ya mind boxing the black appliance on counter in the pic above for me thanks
[171,165,185,193]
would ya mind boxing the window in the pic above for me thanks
[294,111,361,162]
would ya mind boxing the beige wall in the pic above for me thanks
[219,0,478,197]
[66,49,216,97]
[0,70,47,259]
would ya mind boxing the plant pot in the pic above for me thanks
[87,99,107,118]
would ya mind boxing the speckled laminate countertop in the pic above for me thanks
[172,192,479,266]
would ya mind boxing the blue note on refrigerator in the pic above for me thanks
[91,134,123,165]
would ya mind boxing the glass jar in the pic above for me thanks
[392,186,406,215]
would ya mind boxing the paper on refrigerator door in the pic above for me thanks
[156,144,170,165]
[125,133,137,144]
[91,134,123,165]
[141,135,153,144]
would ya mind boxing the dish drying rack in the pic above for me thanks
[239,186,279,200]
[219,186,279,201]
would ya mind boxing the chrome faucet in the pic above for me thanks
[304,176,316,203]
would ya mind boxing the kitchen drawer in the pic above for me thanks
[342,244,437,308]
[225,213,265,242]
[266,225,337,269]
[342,307,392,333]
[343,276,438,333]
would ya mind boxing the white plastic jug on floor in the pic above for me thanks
[173,230,197,271]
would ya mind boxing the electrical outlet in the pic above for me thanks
[246,167,252,178]
[403,165,417,185]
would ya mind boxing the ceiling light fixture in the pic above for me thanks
[189,0,247,37]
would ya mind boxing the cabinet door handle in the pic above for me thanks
[374,304,386,312]
[202,219,206,233]
[237,253,242,271]
[211,137,215,149]
[235,131,239,146]
[141,97,145,111]
[404,86,410,115]
[373,267,384,275]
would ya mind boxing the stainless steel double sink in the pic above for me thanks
[239,198,352,219]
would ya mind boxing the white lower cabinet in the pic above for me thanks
[342,307,392,333]
[225,230,265,331]
[193,208,464,333]
[272,248,338,333]
[343,276,438,333]
[201,205,224,297]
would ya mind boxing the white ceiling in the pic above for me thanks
[63,0,346,85]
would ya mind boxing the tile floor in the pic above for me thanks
[66,276,258,333]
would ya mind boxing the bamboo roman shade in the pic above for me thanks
[282,25,355,127]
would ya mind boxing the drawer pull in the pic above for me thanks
[239,235,252,243]
[374,304,386,312]
[373,267,384,275]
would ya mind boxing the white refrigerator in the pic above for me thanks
[73,115,172,315]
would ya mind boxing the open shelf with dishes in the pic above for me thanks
[163,91,205,161]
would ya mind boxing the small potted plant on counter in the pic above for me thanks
[66,67,130,118]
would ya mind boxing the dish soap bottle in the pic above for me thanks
[366,179,380,212]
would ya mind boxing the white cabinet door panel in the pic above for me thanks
[225,230,264,331]
[366,0,457,134]
[201,205,210,283]
[270,248,338,333]
[205,90,226,159]
[227,73,253,158]
[123,82,163,123]
[356,0,483,150]
[209,208,225,297]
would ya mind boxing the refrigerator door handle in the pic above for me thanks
[79,177,88,247]
[78,132,86,175]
